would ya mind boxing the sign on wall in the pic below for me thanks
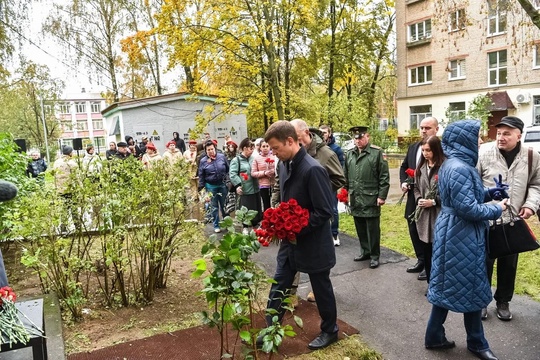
[133,125,164,148]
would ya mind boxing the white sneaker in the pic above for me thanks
[333,235,340,246]
[242,228,250,235]
[214,228,221,233]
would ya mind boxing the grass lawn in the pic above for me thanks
[339,204,540,302]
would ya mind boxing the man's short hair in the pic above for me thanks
[319,125,331,134]
[264,121,298,143]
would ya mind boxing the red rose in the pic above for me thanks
[264,208,275,218]
[280,202,290,210]
[277,230,287,239]
[292,224,302,233]
[275,222,284,230]
[405,168,415,177]
[300,217,309,227]
[284,222,293,231]
[288,199,298,206]
[274,208,284,217]
[261,220,270,229]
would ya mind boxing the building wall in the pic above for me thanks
[105,98,248,154]
[397,0,540,135]
[57,92,108,154]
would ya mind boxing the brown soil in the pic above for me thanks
[2,242,207,355]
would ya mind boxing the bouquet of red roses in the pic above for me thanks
[255,199,309,246]
[397,168,415,205]
[0,286,31,348]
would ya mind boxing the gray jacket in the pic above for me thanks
[478,142,540,223]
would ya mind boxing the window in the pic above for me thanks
[95,137,106,149]
[62,121,73,131]
[534,96,540,125]
[448,59,466,80]
[60,102,71,114]
[408,19,432,42]
[43,104,53,115]
[449,9,466,32]
[488,50,507,86]
[379,119,389,131]
[410,105,432,130]
[75,102,86,114]
[448,102,466,121]
[488,0,507,35]
[76,120,88,131]
[92,119,103,130]
[534,44,540,68]
[409,65,432,86]
[91,102,101,113]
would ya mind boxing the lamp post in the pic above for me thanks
[39,97,51,163]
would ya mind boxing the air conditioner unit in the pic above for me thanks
[516,93,531,104]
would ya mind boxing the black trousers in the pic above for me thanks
[486,254,518,303]
[260,188,271,212]
[423,242,433,283]
[266,256,338,334]
[408,220,425,263]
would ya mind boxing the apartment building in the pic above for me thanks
[57,91,108,153]
[396,0,540,138]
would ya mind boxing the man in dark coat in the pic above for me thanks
[399,116,438,280]
[262,121,338,350]
[172,132,186,154]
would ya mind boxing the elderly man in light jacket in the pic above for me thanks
[478,116,540,322]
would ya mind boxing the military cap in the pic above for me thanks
[349,126,369,139]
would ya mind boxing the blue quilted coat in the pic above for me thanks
[427,120,502,313]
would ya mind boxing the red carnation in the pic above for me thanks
[240,172,249,181]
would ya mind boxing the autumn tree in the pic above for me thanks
[43,0,127,102]
[0,60,64,152]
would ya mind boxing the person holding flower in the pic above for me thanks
[259,121,338,351]
[229,138,262,234]
[400,117,439,280]
[412,135,445,284]
[251,140,276,212]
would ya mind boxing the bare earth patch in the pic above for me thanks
[2,242,207,355]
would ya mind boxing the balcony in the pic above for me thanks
[407,36,432,48]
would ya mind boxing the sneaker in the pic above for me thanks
[214,228,221,233]
[242,227,250,235]
[496,301,512,321]
[307,291,316,302]
[481,307,488,320]
[333,235,340,246]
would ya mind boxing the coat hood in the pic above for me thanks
[442,120,480,167]
[125,135,134,143]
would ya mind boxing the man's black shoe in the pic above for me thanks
[369,259,379,269]
[407,261,424,273]
[417,269,427,281]
[468,348,499,360]
[425,340,456,350]
[354,254,370,261]
[481,308,488,320]
[307,331,338,350]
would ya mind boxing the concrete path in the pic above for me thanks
[251,235,540,360]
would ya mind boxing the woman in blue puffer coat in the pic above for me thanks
[425,120,508,360]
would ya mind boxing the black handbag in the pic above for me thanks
[487,209,540,259]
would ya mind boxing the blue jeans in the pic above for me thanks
[425,304,489,352]
[331,194,339,237]
[206,184,228,229]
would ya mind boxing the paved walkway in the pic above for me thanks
[251,235,540,360]
[251,166,540,360]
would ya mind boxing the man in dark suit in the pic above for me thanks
[262,120,338,350]
[399,117,439,280]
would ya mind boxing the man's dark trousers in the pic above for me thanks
[266,255,337,334]
[486,254,518,302]
[353,216,381,260]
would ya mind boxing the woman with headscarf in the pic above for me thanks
[229,138,262,234]
[425,120,508,360]
[172,132,186,153]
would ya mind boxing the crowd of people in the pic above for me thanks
[17,117,539,359]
